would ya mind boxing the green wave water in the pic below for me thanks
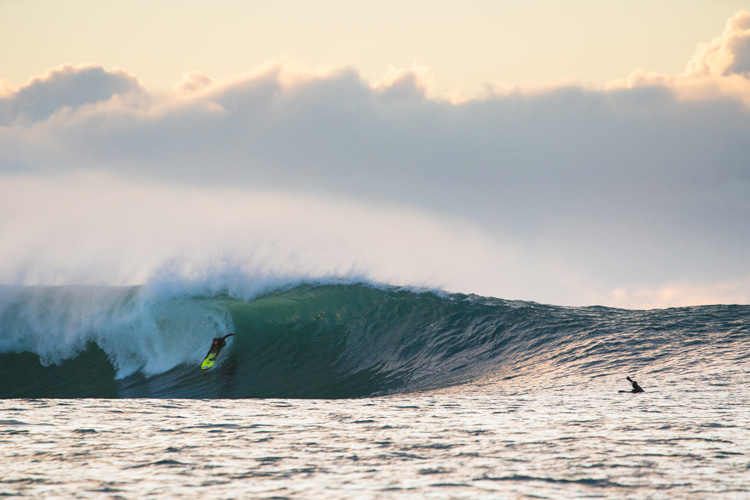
[1,283,748,398]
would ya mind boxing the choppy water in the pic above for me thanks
[1,282,749,497]
[2,381,749,499]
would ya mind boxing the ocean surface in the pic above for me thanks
[1,282,749,498]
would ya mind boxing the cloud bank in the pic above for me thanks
[1,12,749,308]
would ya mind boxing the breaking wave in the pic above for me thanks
[1,281,748,398]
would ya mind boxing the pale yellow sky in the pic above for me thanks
[2,0,748,93]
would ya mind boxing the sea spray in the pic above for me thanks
[0,284,232,380]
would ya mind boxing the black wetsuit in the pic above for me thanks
[208,334,234,355]
[626,376,644,393]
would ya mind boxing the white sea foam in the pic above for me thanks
[0,283,232,378]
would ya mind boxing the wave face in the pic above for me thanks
[1,283,748,398]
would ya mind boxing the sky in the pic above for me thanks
[1,1,748,92]
[1,1,750,308]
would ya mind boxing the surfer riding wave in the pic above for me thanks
[201,334,234,370]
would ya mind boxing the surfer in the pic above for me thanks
[620,376,644,393]
[201,334,234,370]
[211,333,234,351]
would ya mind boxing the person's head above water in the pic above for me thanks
[626,376,645,393]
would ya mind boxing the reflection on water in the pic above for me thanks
[1,378,748,499]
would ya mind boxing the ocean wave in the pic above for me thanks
[1,281,748,398]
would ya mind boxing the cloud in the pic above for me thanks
[608,10,750,105]
[0,79,14,98]
[0,64,144,126]
[372,64,433,101]
[1,13,749,308]
[168,71,214,98]
[686,10,750,77]
[611,277,750,310]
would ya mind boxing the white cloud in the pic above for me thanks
[372,64,434,101]
[608,10,750,105]
[686,10,750,77]
[1,13,749,307]
[611,277,750,310]
[168,71,214,98]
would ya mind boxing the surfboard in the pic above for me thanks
[201,351,220,370]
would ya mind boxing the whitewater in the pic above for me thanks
[2,280,749,498]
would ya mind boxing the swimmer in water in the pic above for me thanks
[619,376,644,393]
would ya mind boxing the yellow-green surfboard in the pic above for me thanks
[201,351,220,370]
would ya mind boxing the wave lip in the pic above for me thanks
[1,283,749,399]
